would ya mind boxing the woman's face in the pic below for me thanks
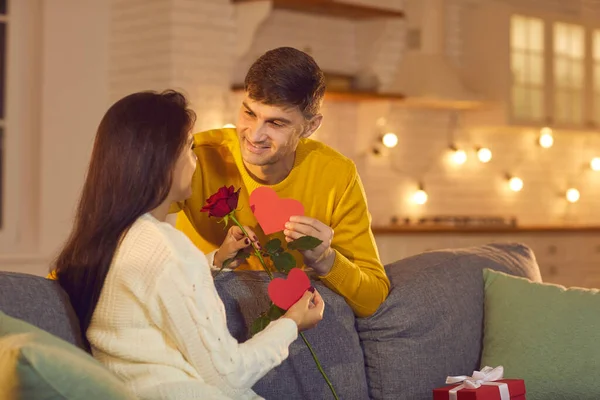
[170,133,197,202]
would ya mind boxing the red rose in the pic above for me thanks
[201,185,240,218]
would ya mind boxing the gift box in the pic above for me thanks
[433,379,526,400]
[433,366,526,400]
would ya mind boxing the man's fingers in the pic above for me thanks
[289,216,330,231]
[284,229,305,241]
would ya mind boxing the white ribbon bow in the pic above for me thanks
[445,366,510,400]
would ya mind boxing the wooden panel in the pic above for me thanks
[232,0,405,19]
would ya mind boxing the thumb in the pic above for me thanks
[297,290,314,307]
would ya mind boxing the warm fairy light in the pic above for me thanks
[508,177,523,192]
[566,188,580,203]
[452,149,467,165]
[539,127,554,148]
[413,189,428,205]
[591,157,600,171]
[477,147,492,163]
[382,132,398,148]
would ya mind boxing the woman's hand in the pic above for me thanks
[283,289,325,331]
[214,226,259,269]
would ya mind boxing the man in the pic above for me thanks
[170,47,389,318]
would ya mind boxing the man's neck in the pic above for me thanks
[243,153,295,185]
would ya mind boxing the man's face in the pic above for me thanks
[236,95,309,168]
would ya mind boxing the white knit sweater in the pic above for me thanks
[87,213,298,400]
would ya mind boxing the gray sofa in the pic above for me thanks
[0,242,541,400]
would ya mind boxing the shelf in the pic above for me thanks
[232,86,483,110]
[323,90,406,102]
[232,0,405,19]
[372,225,600,234]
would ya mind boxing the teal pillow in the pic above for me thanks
[481,268,600,400]
[0,311,135,400]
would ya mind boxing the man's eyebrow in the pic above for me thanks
[242,102,254,114]
[267,116,292,125]
[243,102,292,125]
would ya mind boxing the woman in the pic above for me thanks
[54,90,324,400]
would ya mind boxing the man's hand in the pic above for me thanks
[284,216,336,276]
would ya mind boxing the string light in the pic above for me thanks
[382,132,398,148]
[412,183,428,205]
[223,123,236,128]
[539,127,554,148]
[413,189,428,205]
[477,147,492,163]
[508,176,524,192]
[591,157,600,171]
[451,148,467,165]
[566,188,580,203]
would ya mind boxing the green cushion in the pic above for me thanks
[0,311,135,400]
[481,268,600,400]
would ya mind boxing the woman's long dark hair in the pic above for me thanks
[54,90,196,343]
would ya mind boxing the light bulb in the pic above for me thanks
[413,189,428,205]
[539,127,554,148]
[382,132,398,148]
[452,149,467,165]
[566,188,580,203]
[508,177,523,192]
[591,157,600,171]
[477,147,492,163]
[223,123,236,128]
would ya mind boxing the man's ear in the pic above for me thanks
[301,114,323,139]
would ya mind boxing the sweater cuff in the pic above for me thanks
[206,250,218,271]
[319,250,351,289]
[264,317,298,345]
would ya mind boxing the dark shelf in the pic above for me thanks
[232,0,405,20]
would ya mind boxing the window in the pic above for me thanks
[594,30,600,127]
[553,22,585,126]
[510,15,545,122]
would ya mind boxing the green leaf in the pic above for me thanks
[221,214,230,227]
[271,252,296,273]
[267,303,285,320]
[250,314,271,336]
[287,236,323,251]
[236,248,252,261]
[265,239,282,254]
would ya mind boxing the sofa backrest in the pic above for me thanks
[0,269,369,400]
[0,271,84,348]
[357,242,542,400]
[214,271,370,400]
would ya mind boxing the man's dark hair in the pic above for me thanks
[244,47,326,118]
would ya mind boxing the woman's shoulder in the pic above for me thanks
[113,214,201,281]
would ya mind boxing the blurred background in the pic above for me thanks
[2,0,600,288]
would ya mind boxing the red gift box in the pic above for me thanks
[433,379,526,400]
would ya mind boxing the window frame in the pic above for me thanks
[509,14,547,124]
[0,0,41,255]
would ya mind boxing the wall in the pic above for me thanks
[3,0,600,286]
[0,0,110,275]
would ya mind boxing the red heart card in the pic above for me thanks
[268,268,311,310]
[249,187,304,235]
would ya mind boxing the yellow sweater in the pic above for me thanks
[172,128,389,317]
